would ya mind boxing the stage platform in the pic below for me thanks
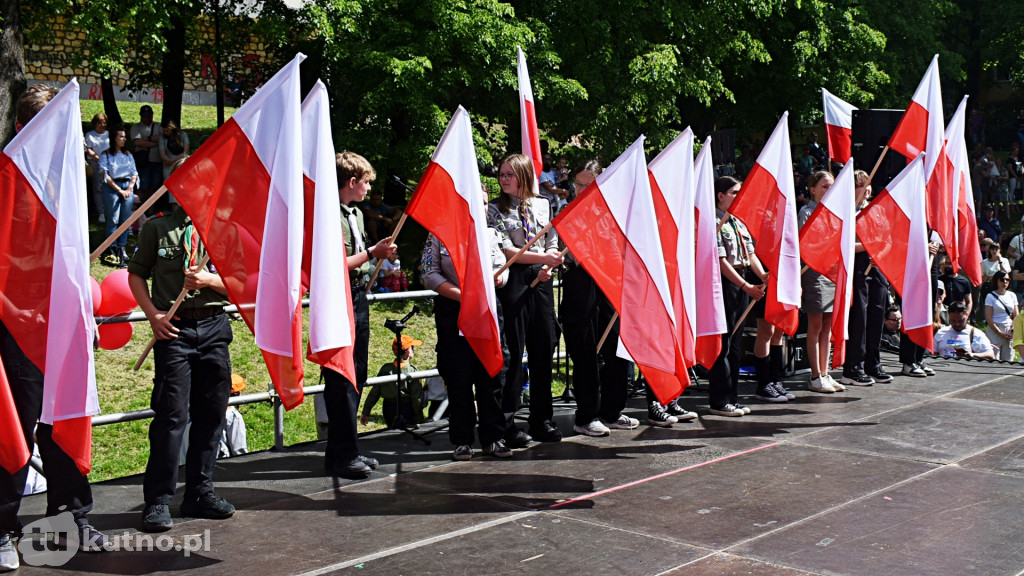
[14,355,1024,576]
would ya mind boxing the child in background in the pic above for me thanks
[378,252,409,293]
[361,335,425,429]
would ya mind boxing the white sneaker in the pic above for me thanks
[603,414,640,430]
[826,374,846,392]
[808,376,836,394]
[0,534,18,572]
[573,420,611,437]
[708,404,745,417]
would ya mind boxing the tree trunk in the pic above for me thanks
[0,0,25,146]
[160,15,187,127]
[101,77,123,128]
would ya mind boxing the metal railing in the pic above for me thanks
[90,283,569,450]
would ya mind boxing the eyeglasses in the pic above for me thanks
[573,180,588,188]
[498,173,516,180]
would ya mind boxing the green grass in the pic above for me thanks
[79,101,233,144]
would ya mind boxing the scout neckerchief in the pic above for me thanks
[518,198,534,243]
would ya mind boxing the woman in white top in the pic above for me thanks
[84,113,110,221]
[985,270,1019,360]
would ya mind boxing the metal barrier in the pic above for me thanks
[89,283,569,450]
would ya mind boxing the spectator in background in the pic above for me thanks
[797,147,814,176]
[538,153,567,213]
[1007,145,1023,202]
[98,127,138,268]
[985,270,1018,361]
[977,205,1002,244]
[158,121,190,181]
[735,145,755,180]
[361,191,402,245]
[934,301,995,360]
[1012,307,1024,361]
[981,240,1010,303]
[84,113,109,222]
[130,105,162,193]
[807,132,827,167]
[938,254,974,319]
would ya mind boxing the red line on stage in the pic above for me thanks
[549,442,781,509]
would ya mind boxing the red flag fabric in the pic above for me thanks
[946,96,983,287]
[517,46,543,194]
[731,113,801,335]
[888,55,956,272]
[0,361,29,475]
[822,88,856,164]
[693,137,727,368]
[165,55,307,409]
[799,163,857,368]
[405,107,503,375]
[300,80,357,388]
[857,154,934,351]
[553,136,687,403]
[648,128,697,367]
[0,80,98,474]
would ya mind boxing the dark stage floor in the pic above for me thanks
[13,355,1024,576]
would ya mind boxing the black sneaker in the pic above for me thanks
[181,493,236,520]
[357,454,379,470]
[840,370,875,386]
[664,400,698,421]
[647,402,678,427]
[141,503,173,533]
[866,368,894,383]
[333,457,372,480]
[505,429,533,449]
[755,385,788,402]
[529,421,562,443]
[453,445,473,461]
[482,440,513,458]
[58,524,109,552]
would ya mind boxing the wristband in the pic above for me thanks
[366,248,373,261]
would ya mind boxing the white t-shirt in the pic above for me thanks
[981,256,1010,281]
[382,258,401,273]
[933,325,993,358]
[986,291,1018,327]
[84,130,109,159]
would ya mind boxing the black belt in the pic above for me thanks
[113,177,131,185]
[175,308,224,321]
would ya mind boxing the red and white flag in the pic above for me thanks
[405,107,503,375]
[857,154,933,351]
[822,88,856,164]
[0,79,99,474]
[166,54,307,409]
[731,113,801,335]
[300,80,356,388]
[517,46,543,194]
[946,96,982,287]
[553,136,688,403]
[799,162,857,368]
[887,55,956,271]
[693,137,727,368]
[648,128,697,367]
[0,362,29,475]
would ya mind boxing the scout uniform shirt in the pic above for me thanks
[716,208,755,270]
[340,202,371,284]
[421,230,509,291]
[487,195,558,254]
[127,206,228,311]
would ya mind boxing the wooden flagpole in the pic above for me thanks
[133,253,211,371]
[365,212,409,292]
[90,185,168,262]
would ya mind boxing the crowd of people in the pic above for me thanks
[2,82,1023,573]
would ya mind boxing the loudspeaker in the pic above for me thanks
[851,109,906,192]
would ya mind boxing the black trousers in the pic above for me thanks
[709,278,749,409]
[0,321,93,534]
[323,287,370,464]
[844,255,889,374]
[498,263,557,433]
[435,297,507,447]
[560,265,628,425]
[144,313,233,506]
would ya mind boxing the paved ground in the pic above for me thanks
[13,354,1024,576]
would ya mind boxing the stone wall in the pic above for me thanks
[24,14,271,105]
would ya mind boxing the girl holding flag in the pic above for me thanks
[488,153,564,446]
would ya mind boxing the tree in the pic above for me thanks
[0,0,26,146]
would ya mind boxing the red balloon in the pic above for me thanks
[97,322,133,350]
[98,269,138,316]
[89,276,102,315]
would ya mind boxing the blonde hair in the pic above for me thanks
[336,151,377,186]
[495,153,536,214]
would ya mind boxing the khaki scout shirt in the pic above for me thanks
[127,207,228,311]
[487,195,558,254]
[340,202,371,281]
[420,230,508,291]
[716,208,755,269]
